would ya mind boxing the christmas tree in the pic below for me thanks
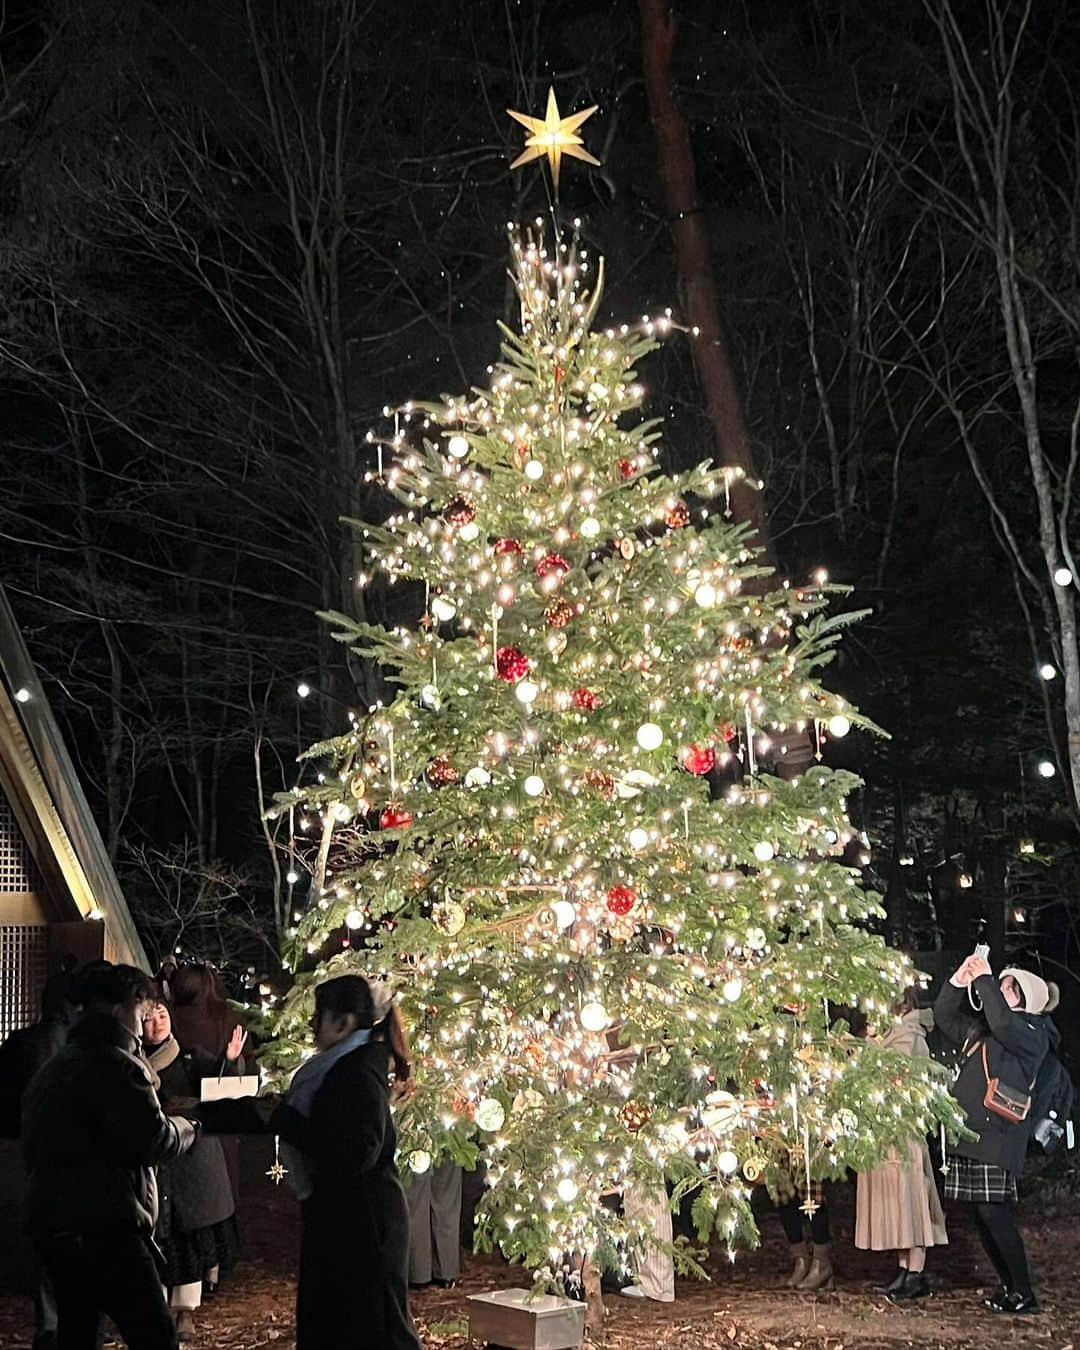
[266,229,958,1288]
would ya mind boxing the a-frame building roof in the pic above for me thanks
[0,583,147,970]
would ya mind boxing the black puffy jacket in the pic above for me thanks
[935,975,1052,1176]
[21,1012,196,1237]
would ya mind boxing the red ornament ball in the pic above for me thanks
[571,687,598,711]
[606,884,636,916]
[617,458,636,480]
[680,743,716,776]
[664,500,691,529]
[536,552,571,580]
[379,804,413,830]
[720,721,737,743]
[444,492,476,526]
[493,537,524,557]
[495,645,530,682]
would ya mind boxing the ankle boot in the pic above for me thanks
[889,1270,929,1300]
[797,1242,834,1291]
[785,1241,811,1288]
[874,1266,907,1295]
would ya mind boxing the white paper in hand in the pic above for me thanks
[201,1075,260,1102]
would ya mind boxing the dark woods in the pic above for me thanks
[0,0,1077,1008]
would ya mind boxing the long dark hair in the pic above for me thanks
[314,975,375,1030]
[170,963,227,1011]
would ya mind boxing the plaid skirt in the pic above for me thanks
[943,1155,1017,1203]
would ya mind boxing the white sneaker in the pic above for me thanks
[620,1285,648,1298]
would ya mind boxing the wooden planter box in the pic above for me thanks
[466,1288,586,1350]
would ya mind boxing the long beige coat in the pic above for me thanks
[855,1010,948,1252]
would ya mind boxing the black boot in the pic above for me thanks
[889,1270,930,1300]
[874,1267,907,1296]
[984,1288,1039,1314]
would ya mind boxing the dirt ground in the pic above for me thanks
[1,1143,1077,1350]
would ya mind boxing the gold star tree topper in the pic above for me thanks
[507,87,600,190]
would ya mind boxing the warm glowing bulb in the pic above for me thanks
[557,1178,579,1202]
[523,774,545,797]
[753,841,775,863]
[14,687,31,704]
[628,827,649,850]
[447,434,469,459]
[1037,759,1056,778]
[286,870,299,886]
[516,680,539,705]
[694,582,717,609]
[551,900,576,929]
[636,722,663,751]
[827,714,851,738]
[722,977,743,1003]
[297,682,311,699]
[345,908,364,929]
[1054,566,1073,586]
[1040,663,1057,681]
[580,517,600,539]
[459,522,479,542]
[717,1150,739,1175]
[524,460,544,481]
[431,595,457,622]
[580,1001,608,1032]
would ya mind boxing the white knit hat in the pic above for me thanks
[999,967,1057,1015]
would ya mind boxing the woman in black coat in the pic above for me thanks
[273,974,421,1350]
[935,955,1059,1315]
[142,998,246,1339]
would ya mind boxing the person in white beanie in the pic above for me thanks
[935,955,1060,1316]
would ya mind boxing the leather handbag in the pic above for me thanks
[980,1042,1034,1124]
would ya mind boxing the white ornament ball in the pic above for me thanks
[524,459,544,481]
[523,774,545,798]
[431,595,457,622]
[753,841,775,863]
[579,1001,608,1032]
[447,434,469,459]
[551,900,577,930]
[746,927,767,951]
[702,1089,742,1134]
[475,1097,506,1132]
[332,801,353,822]
[458,521,479,542]
[628,827,649,851]
[717,1149,739,1175]
[419,684,441,711]
[344,908,364,930]
[464,766,492,788]
[827,714,851,738]
[636,722,664,751]
[408,1149,432,1175]
[556,1177,579,1203]
[516,679,539,705]
[722,977,743,1003]
[580,517,601,539]
[694,582,718,609]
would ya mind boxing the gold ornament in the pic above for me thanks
[432,899,467,936]
[349,773,367,800]
[607,912,636,943]
[507,87,600,190]
[544,598,575,629]
[617,537,636,561]
[426,755,459,788]
[584,767,616,801]
[742,1156,767,1183]
[620,1100,651,1132]
[664,500,691,529]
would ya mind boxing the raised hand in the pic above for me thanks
[226,1025,249,1062]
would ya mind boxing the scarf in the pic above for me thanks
[144,1034,181,1087]
[282,1027,371,1200]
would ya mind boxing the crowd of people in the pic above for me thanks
[0,950,1069,1348]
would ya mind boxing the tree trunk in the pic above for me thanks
[582,1259,605,1344]
[638,0,773,561]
